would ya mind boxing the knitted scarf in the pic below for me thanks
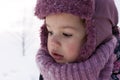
[36,37,117,80]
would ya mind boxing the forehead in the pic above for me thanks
[45,13,84,30]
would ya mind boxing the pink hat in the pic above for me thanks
[35,0,119,61]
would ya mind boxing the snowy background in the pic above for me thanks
[0,0,120,80]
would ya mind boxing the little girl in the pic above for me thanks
[35,0,120,80]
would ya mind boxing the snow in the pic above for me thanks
[0,0,42,80]
[115,0,120,26]
[0,0,119,80]
[0,31,39,80]
[0,27,41,80]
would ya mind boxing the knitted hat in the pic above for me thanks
[35,0,119,61]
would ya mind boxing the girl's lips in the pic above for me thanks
[52,53,63,60]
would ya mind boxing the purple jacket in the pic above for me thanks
[34,0,120,80]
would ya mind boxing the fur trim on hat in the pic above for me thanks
[35,0,95,20]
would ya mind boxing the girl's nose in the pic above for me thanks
[50,35,61,47]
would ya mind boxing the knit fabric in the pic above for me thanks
[36,37,117,80]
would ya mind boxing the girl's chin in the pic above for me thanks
[55,59,78,64]
[54,59,66,63]
[54,59,69,64]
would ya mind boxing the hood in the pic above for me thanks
[34,0,119,61]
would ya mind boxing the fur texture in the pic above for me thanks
[35,0,95,19]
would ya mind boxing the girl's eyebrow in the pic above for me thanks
[46,23,76,30]
[46,23,77,30]
[62,26,77,30]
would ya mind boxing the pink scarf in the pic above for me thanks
[36,37,117,80]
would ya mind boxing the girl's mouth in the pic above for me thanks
[52,53,64,60]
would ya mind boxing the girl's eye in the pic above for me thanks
[48,31,53,36]
[63,33,72,37]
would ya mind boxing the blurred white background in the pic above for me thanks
[0,0,42,80]
[0,0,119,80]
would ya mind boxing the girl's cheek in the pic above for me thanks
[66,43,80,53]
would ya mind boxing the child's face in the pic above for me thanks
[46,13,86,63]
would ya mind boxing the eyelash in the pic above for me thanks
[63,33,72,37]
[48,31,72,37]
